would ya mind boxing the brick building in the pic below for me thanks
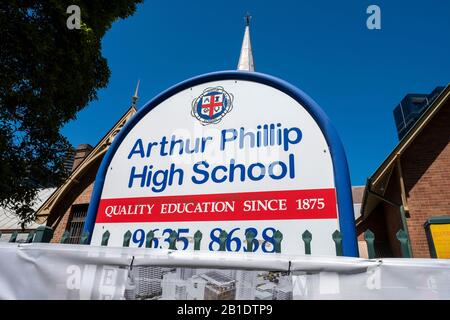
[34,105,136,243]
[357,84,450,258]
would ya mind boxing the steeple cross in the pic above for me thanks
[244,13,252,26]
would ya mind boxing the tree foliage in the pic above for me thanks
[0,0,143,227]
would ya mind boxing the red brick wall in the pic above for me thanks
[401,103,450,258]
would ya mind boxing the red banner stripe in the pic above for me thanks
[96,188,338,223]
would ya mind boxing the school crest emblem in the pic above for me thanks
[191,87,233,125]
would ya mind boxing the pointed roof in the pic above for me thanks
[35,106,137,224]
[359,84,450,221]
[237,14,255,72]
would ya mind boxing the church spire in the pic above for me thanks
[237,13,255,72]
[131,79,140,108]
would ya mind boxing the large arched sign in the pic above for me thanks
[84,71,358,257]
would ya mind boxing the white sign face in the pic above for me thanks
[91,79,340,255]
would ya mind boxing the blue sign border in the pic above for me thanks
[84,70,359,257]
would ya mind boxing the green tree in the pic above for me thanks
[0,0,143,227]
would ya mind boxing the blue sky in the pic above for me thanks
[62,0,450,186]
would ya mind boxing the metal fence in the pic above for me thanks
[1,226,412,258]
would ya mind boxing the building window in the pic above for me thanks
[66,204,88,244]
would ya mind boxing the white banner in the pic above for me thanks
[0,243,449,300]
